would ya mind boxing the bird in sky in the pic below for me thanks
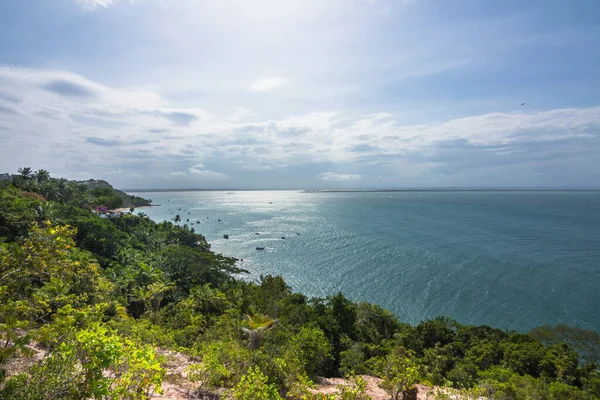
[521,103,526,106]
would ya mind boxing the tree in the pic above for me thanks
[242,314,275,350]
[13,167,35,190]
[146,280,175,314]
[529,325,600,366]
[39,181,59,201]
[502,336,546,377]
[289,326,332,378]
[377,347,420,400]
[35,169,50,183]
[0,186,37,240]
[173,214,181,223]
[17,167,32,179]
[416,317,456,351]
[188,284,229,315]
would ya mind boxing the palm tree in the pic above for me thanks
[40,181,59,201]
[131,286,151,317]
[57,179,74,203]
[35,169,50,183]
[17,167,32,179]
[242,314,275,350]
[173,214,181,223]
[147,281,176,314]
[13,167,35,190]
[190,284,227,314]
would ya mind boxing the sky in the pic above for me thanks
[0,0,599,189]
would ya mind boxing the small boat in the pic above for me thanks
[281,237,285,239]
[255,232,260,235]
[223,234,229,239]
[256,246,265,250]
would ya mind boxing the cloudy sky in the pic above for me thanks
[1,0,599,189]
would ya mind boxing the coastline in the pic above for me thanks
[113,205,158,212]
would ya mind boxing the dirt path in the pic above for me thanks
[151,349,197,400]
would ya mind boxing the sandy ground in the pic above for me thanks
[310,375,440,400]
[1,342,47,378]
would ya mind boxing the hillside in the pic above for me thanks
[0,168,151,211]
[77,179,152,208]
[1,168,599,400]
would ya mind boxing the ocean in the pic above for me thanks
[133,190,600,332]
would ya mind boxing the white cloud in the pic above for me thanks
[188,164,229,179]
[1,67,599,189]
[250,77,288,91]
[76,0,120,10]
[229,107,257,122]
[318,172,363,181]
[76,0,145,9]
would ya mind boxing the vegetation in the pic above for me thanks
[3,170,150,210]
[1,168,599,399]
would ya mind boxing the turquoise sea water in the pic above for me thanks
[133,191,600,332]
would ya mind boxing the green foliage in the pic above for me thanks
[1,325,164,400]
[376,347,419,400]
[229,366,282,400]
[340,341,366,377]
[355,302,400,345]
[415,317,456,351]
[109,318,177,349]
[159,245,244,293]
[502,334,546,377]
[1,342,81,400]
[0,186,37,240]
[421,344,455,385]
[530,324,600,365]
[289,326,333,378]
[191,340,252,389]
[90,187,124,209]
[446,362,478,389]
[337,374,372,400]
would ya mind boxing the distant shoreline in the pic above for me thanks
[124,188,600,193]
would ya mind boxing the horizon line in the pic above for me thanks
[124,187,600,193]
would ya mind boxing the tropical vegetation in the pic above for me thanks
[1,168,599,399]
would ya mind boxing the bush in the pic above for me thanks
[229,367,282,400]
[1,324,164,400]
